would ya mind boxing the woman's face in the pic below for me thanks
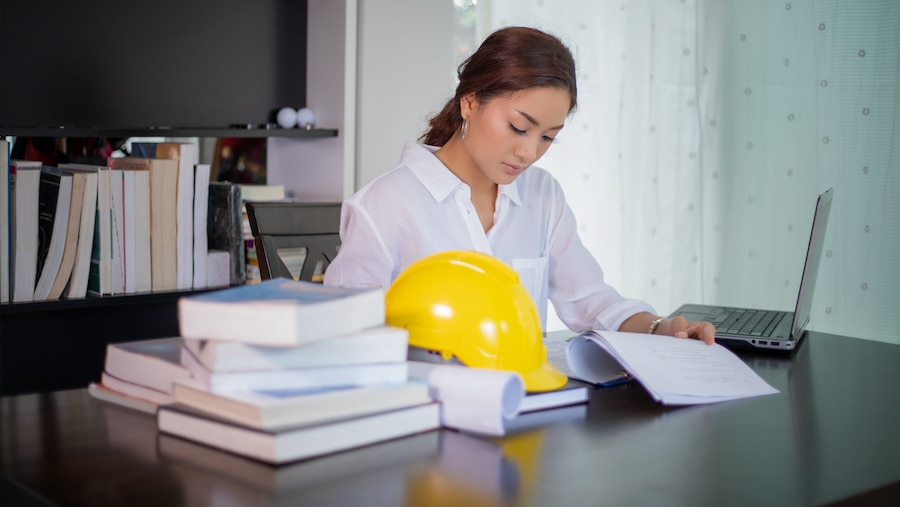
[462,87,570,185]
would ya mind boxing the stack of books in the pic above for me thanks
[93,278,440,464]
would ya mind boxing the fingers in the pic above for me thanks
[664,316,716,345]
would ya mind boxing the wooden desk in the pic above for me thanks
[2,331,899,506]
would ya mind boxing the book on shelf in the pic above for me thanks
[192,164,211,289]
[239,183,287,284]
[565,331,779,405]
[132,170,152,293]
[88,381,159,415]
[65,170,98,298]
[180,346,409,393]
[0,140,8,303]
[33,167,72,301]
[178,278,386,347]
[183,325,408,373]
[206,249,230,288]
[108,169,126,294]
[121,170,136,293]
[45,170,85,300]
[239,184,286,203]
[109,157,178,292]
[59,163,112,296]
[131,141,197,290]
[117,169,151,293]
[103,337,197,395]
[156,401,441,465]
[155,142,196,291]
[172,380,431,431]
[10,161,42,302]
[207,181,245,286]
[517,379,589,414]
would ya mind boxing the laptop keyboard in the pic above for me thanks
[706,308,785,337]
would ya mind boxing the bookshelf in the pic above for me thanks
[0,0,356,396]
[2,127,339,139]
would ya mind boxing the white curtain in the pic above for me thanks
[482,0,900,345]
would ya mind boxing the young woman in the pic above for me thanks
[324,26,715,344]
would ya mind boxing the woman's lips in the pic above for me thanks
[503,163,523,175]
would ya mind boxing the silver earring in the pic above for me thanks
[460,118,469,140]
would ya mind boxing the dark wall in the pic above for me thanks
[0,0,307,129]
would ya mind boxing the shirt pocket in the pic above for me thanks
[512,256,549,332]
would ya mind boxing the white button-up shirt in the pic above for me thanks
[324,142,655,333]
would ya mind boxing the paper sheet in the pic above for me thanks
[408,361,524,436]
[567,331,778,405]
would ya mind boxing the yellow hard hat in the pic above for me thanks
[385,250,567,392]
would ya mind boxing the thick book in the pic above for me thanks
[517,380,589,414]
[183,325,408,372]
[45,171,86,299]
[104,337,198,395]
[177,278,386,346]
[109,157,178,292]
[131,170,152,293]
[565,331,779,405]
[180,346,409,393]
[101,371,174,406]
[59,163,112,296]
[131,141,197,289]
[122,170,136,293]
[155,143,196,291]
[118,169,151,293]
[10,161,42,302]
[65,171,98,298]
[157,401,441,465]
[88,381,158,415]
[0,140,8,302]
[172,380,431,430]
[108,169,125,294]
[192,164,210,289]
[207,181,244,286]
[33,167,72,301]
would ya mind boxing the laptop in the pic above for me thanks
[669,188,833,352]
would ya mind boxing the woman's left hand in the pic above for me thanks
[657,316,716,345]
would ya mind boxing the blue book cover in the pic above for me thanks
[185,278,377,305]
[178,278,386,346]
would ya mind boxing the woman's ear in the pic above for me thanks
[459,92,478,119]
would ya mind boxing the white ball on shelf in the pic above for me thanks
[296,107,316,129]
[276,107,298,129]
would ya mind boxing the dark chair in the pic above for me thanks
[245,202,342,282]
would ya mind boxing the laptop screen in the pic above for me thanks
[790,188,833,339]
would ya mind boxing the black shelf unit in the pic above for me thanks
[0,290,216,396]
[0,127,338,139]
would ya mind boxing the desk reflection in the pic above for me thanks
[95,400,585,507]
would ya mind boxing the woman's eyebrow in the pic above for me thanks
[516,110,565,130]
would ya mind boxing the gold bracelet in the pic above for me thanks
[648,317,665,334]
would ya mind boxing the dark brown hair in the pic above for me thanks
[421,26,577,147]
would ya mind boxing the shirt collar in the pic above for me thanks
[403,142,523,206]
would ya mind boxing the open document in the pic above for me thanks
[565,331,778,405]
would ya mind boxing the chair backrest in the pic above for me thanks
[245,202,342,282]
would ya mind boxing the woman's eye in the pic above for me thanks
[542,135,557,143]
[509,124,527,135]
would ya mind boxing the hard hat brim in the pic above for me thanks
[521,361,569,393]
